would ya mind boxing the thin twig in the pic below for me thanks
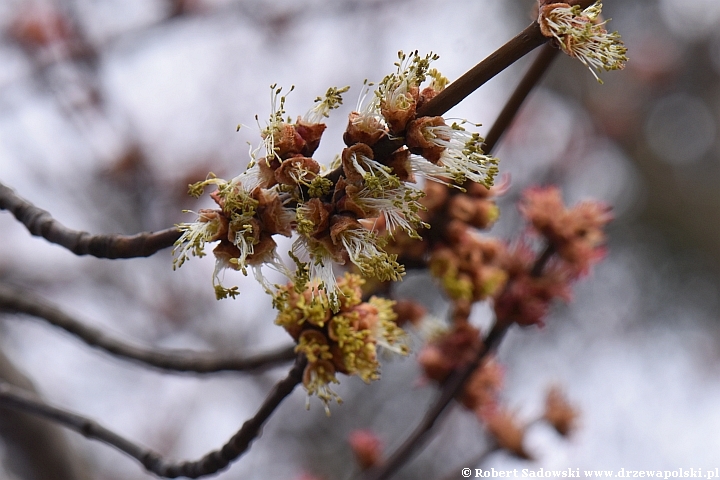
[0,355,307,478]
[363,241,557,480]
[416,22,547,119]
[0,182,180,259]
[416,0,594,120]
[0,284,295,374]
[362,322,509,480]
[530,244,556,278]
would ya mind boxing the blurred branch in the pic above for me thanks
[0,182,180,259]
[362,322,509,480]
[0,355,307,478]
[0,350,91,480]
[0,284,296,374]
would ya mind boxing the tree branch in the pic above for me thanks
[416,22,547,119]
[0,284,296,374]
[416,0,595,119]
[0,182,180,259]
[0,355,307,478]
[361,322,509,480]
[0,349,92,480]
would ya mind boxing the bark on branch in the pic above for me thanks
[0,355,307,478]
[0,284,295,374]
[0,182,180,259]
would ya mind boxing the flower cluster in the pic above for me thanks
[274,273,408,411]
[493,186,612,326]
[417,322,504,412]
[173,51,499,312]
[481,407,532,459]
[383,177,505,321]
[477,386,579,459]
[519,186,612,275]
[406,185,602,458]
[400,183,611,327]
[386,179,503,297]
[538,1,627,83]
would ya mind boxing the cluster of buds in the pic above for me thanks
[274,273,408,411]
[482,407,532,459]
[411,186,601,458]
[405,183,610,327]
[417,323,504,412]
[9,5,75,51]
[425,183,506,321]
[538,0,628,83]
[519,186,612,276]
[417,322,579,459]
[495,186,612,327]
[386,178,501,268]
[170,52,503,406]
[173,51,499,313]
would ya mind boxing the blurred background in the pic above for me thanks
[1,0,719,478]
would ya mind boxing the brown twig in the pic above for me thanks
[416,22,547,119]
[0,355,307,478]
[0,284,296,374]
[0,182,180,259]
[362,322,509,480]
[364,241,558,480]
[415,0,594,120]
[530,244,556,278]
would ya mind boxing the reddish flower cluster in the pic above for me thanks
[9,6,75,49]
[417,323,503,413]
[387,180,505,326]
[492,242,572,327]
[519,186,612,276]
[410,185,605,459]
[396,183,611,327]
[481,407,532,460]
[495,186,611,327]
